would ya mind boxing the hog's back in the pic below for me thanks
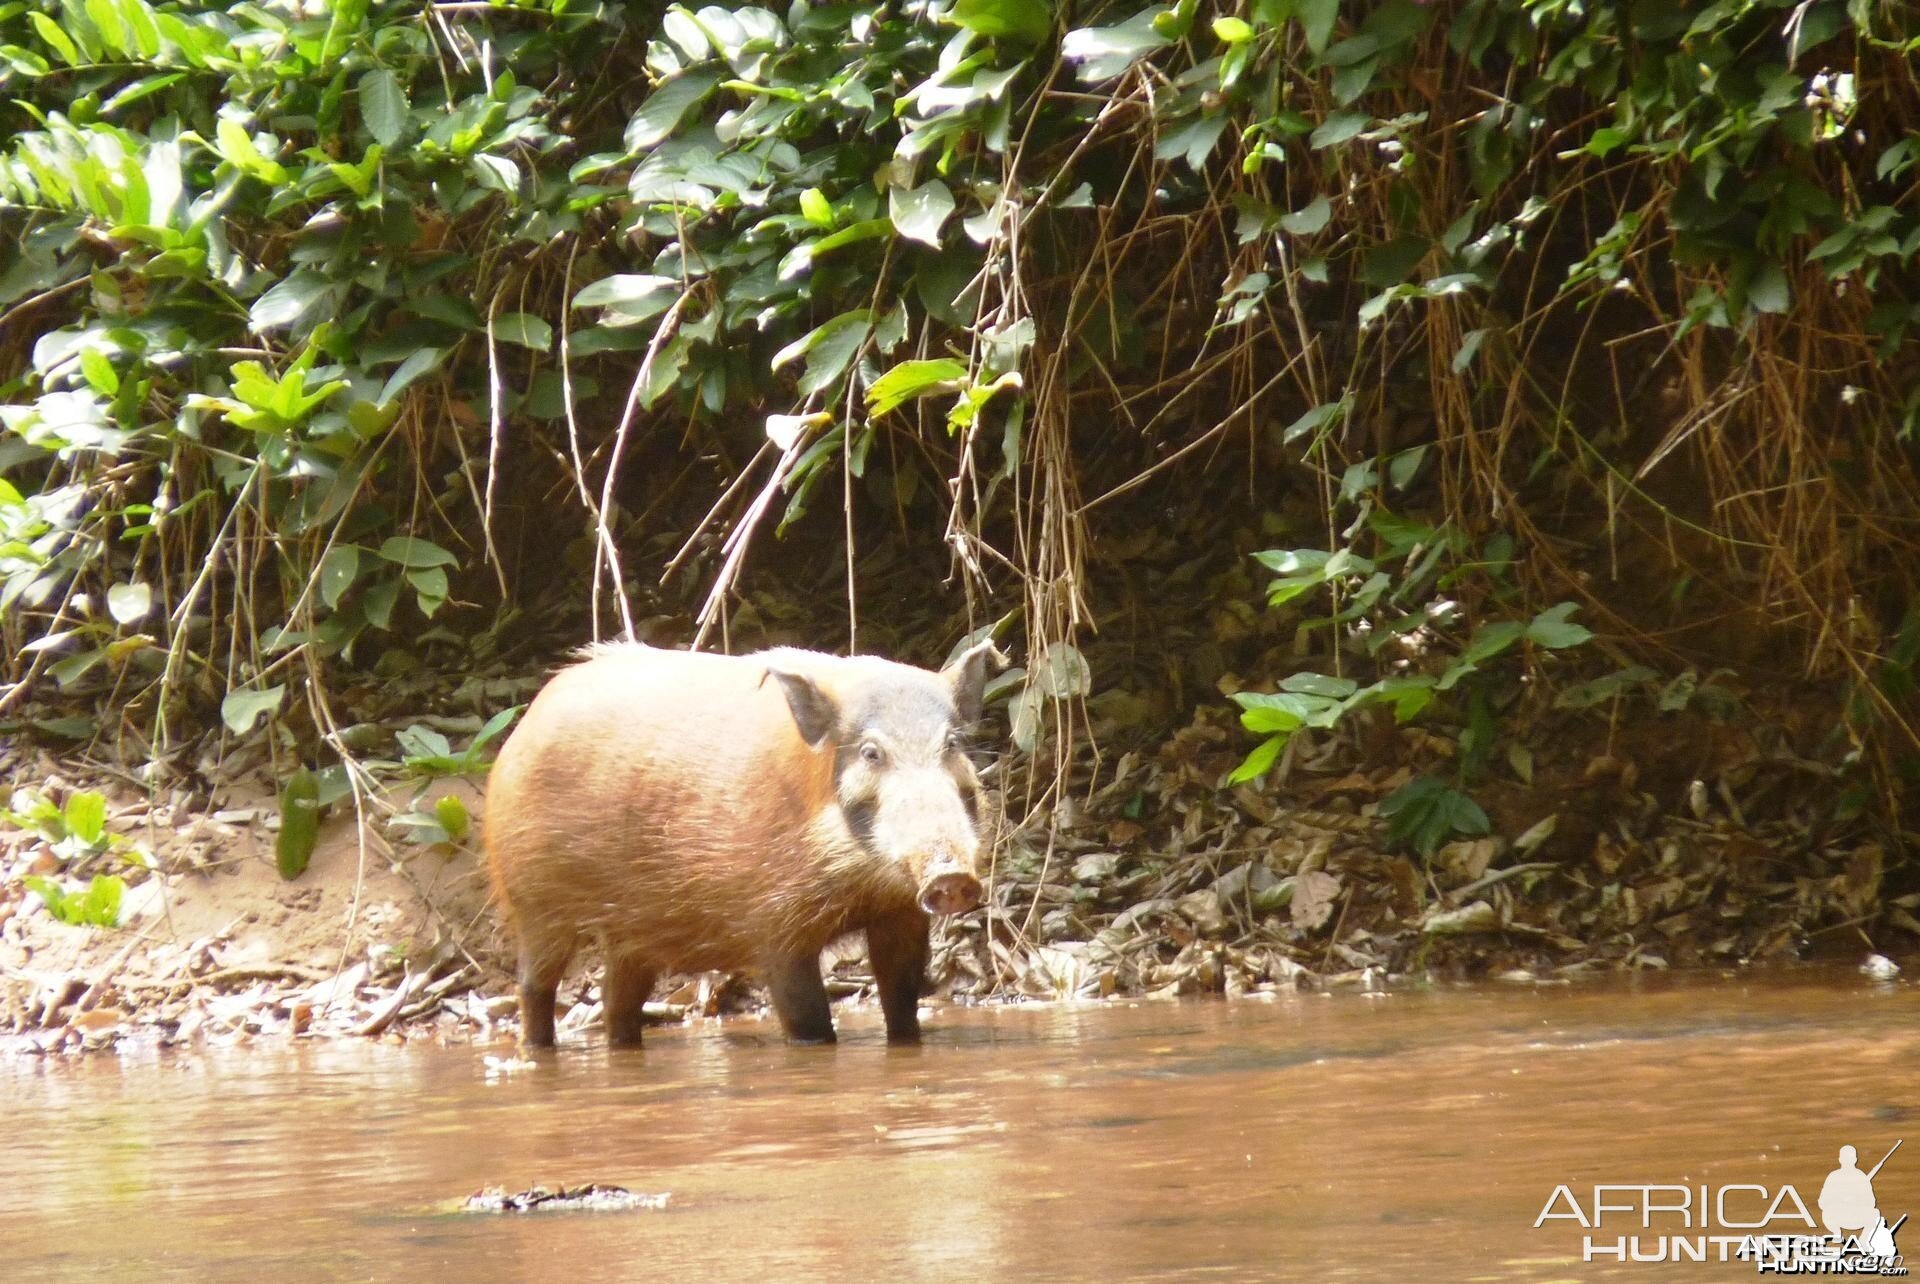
[484,645,834,967]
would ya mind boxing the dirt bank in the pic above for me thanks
[4,679,1913,1058]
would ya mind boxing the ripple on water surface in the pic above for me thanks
[3,969,1916,1283]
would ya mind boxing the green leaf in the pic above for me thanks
[1212,15,1253,42]
[574,273,678,311]
[364,578,399,629]
[1525,602,1594,650]
[0,46,53,77]
[1253,547,1332,575]
[377,347,445,406]
[216,117,288,184]
[1280,195,1331,235]
[1387,445,1427,489]
[1361,236,1428,286]
[1453,328,1488,373]
[1226,733,1285,784]
[29,13,81,65]
[661,8,709,61]
[951,0,1052,43]
[1238,703,1303,734]
[1297,0,1338,53]
[397,729,452,772]
[470,154,519,194]
[468,704,522,754]
[222,684,286,735]
[1279,672,1357,698]
[1309,112,1368,149]
[626,68,722,151]
[1457,619,1526,667]
[1233,689,1344,730]
[250,269,333,333]
[1354,675,1436,723]
[433,794,470,842]
[1585,126,1629,158]
[319,544,359,610]
[360,68,406,147]
[62,790,107,845]
[771,310,872,397]
[1034,643,1093,698]
[799,187,834,228]
[1281,400,1341,445]
[49,648,106,689]
[320,0,368,65]
[1155,113,1228,172]
[889,179,955,248]
[107,581,150,624]
[31,716,97,741]
[276,767,320,880]
[1061,13,1169,80]
[867,358,968,417]
[407,565,449,616]
[492,311,552,351]
[1747,263,1790,315]
[1378,776,1489,856]
[26,874,123,927]
[377,536,459,568]
[780,219,892,279]
[409,294,481,330]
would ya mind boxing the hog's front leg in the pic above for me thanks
[765,953,836,1045]
[867,911,931,1044]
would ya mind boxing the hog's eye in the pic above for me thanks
[859,741,884,766]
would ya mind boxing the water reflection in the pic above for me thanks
[2,971,1916,1282]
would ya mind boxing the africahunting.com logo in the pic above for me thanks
[1535,1140,1908,1274]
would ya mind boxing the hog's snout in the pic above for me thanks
[918,866,982,916]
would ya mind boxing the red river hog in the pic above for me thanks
[484,641,999,1049]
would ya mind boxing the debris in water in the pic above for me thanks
[462,1184,669,1214]
[482,1053,538,1079]
[1861,954,1900,980]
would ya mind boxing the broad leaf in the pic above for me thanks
[867,358,968,416]
[492,312,552,350]
[377,536,459,568]
[889,179,955,248]
[951,0,1052,43]
[106,581,150,624]
[222,684,286,734]
[1526,602,1594,649]
[360,69,407,147]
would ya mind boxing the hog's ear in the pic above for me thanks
[765,668,838,747]
[941,640,1007,726]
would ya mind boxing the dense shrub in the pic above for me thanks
[1,0,1914,807]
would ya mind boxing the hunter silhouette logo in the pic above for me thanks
[1534,1139,1910,1273]
[1811,1142,1906,1268]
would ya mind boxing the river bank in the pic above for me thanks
[3,696,1908,1058]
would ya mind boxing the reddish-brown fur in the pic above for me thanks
[485,642,989,1049]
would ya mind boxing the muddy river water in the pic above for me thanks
[4,970,1916,1282]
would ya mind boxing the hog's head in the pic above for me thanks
[766,641,1001,916]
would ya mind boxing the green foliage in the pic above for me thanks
[1228,498,1596,794]
[276,764,319,880]
[0,0,1914,820]
[1376,776,1490,858]
[390,792,470,847]
[395,706,518,780]
[3,786,112,861]
[23,873,125,927]
[0,0,590,714]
